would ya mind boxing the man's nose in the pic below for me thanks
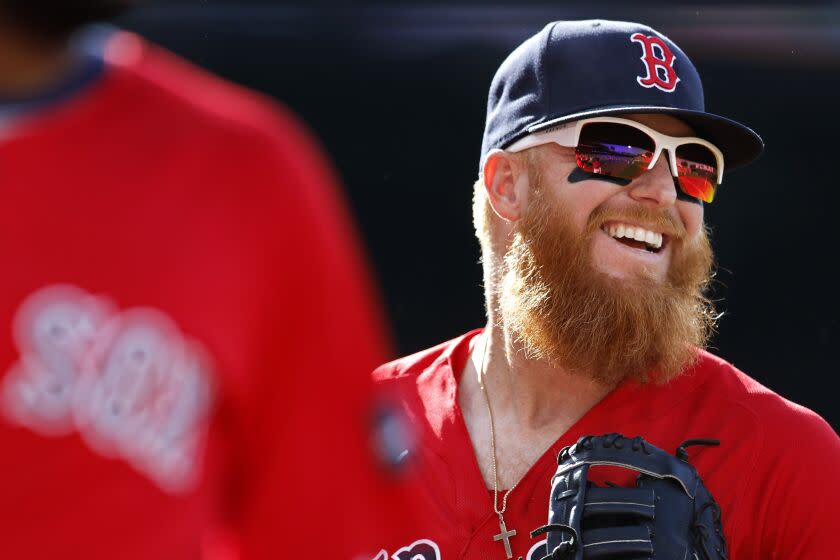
[627,153,678,208]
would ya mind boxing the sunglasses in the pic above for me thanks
[505,116,724,203]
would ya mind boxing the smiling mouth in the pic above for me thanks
[601,222,667,254]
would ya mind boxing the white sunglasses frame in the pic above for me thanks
[505,116,725,187]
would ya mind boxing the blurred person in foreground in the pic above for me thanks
[0,2,407,558]
[372,20,840,560]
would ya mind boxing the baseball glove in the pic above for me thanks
[531,433,727,560]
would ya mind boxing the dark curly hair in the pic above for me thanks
[0,0,135,42]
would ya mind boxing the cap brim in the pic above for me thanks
[526,105,764,170]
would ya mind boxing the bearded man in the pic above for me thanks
[371,20,840,560]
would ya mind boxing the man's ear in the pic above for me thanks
[483,149,529,222]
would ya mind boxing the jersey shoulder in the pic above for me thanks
[103,31,294,140]
[96,32,344,221]
[372,339,458,383]
[373,330,480,384]
[689,351,837,450]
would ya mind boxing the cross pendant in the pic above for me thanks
[492,515,517,559]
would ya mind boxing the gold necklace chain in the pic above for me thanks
[476,331,521,518]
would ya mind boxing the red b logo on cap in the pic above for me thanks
[630,33,680,93]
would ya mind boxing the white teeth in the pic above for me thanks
[603,222,665,250]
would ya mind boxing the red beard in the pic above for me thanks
[498,182,716,385]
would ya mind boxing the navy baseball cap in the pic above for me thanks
[480,20,763,171]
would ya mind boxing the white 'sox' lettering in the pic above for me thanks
[1,284,214,494]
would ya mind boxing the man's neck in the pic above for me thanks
[0,23,75,98]
[458,324,615,489]
[479,324,612,430]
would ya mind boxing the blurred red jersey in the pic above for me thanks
[0,31,399,559]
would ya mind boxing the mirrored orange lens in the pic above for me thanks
[675,143,718,203]
[677,175,716,203]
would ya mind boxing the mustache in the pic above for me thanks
[587,205,688,240]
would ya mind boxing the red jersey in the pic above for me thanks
[372,329,840,560]
[0,31,396,559]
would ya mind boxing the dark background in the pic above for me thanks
[120,1,839,428]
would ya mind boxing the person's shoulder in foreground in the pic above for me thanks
[372,18,838,560]
[104,30,285,126]
[0,15,392,560]
[76,28,317,162]
[81,27,398,560]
